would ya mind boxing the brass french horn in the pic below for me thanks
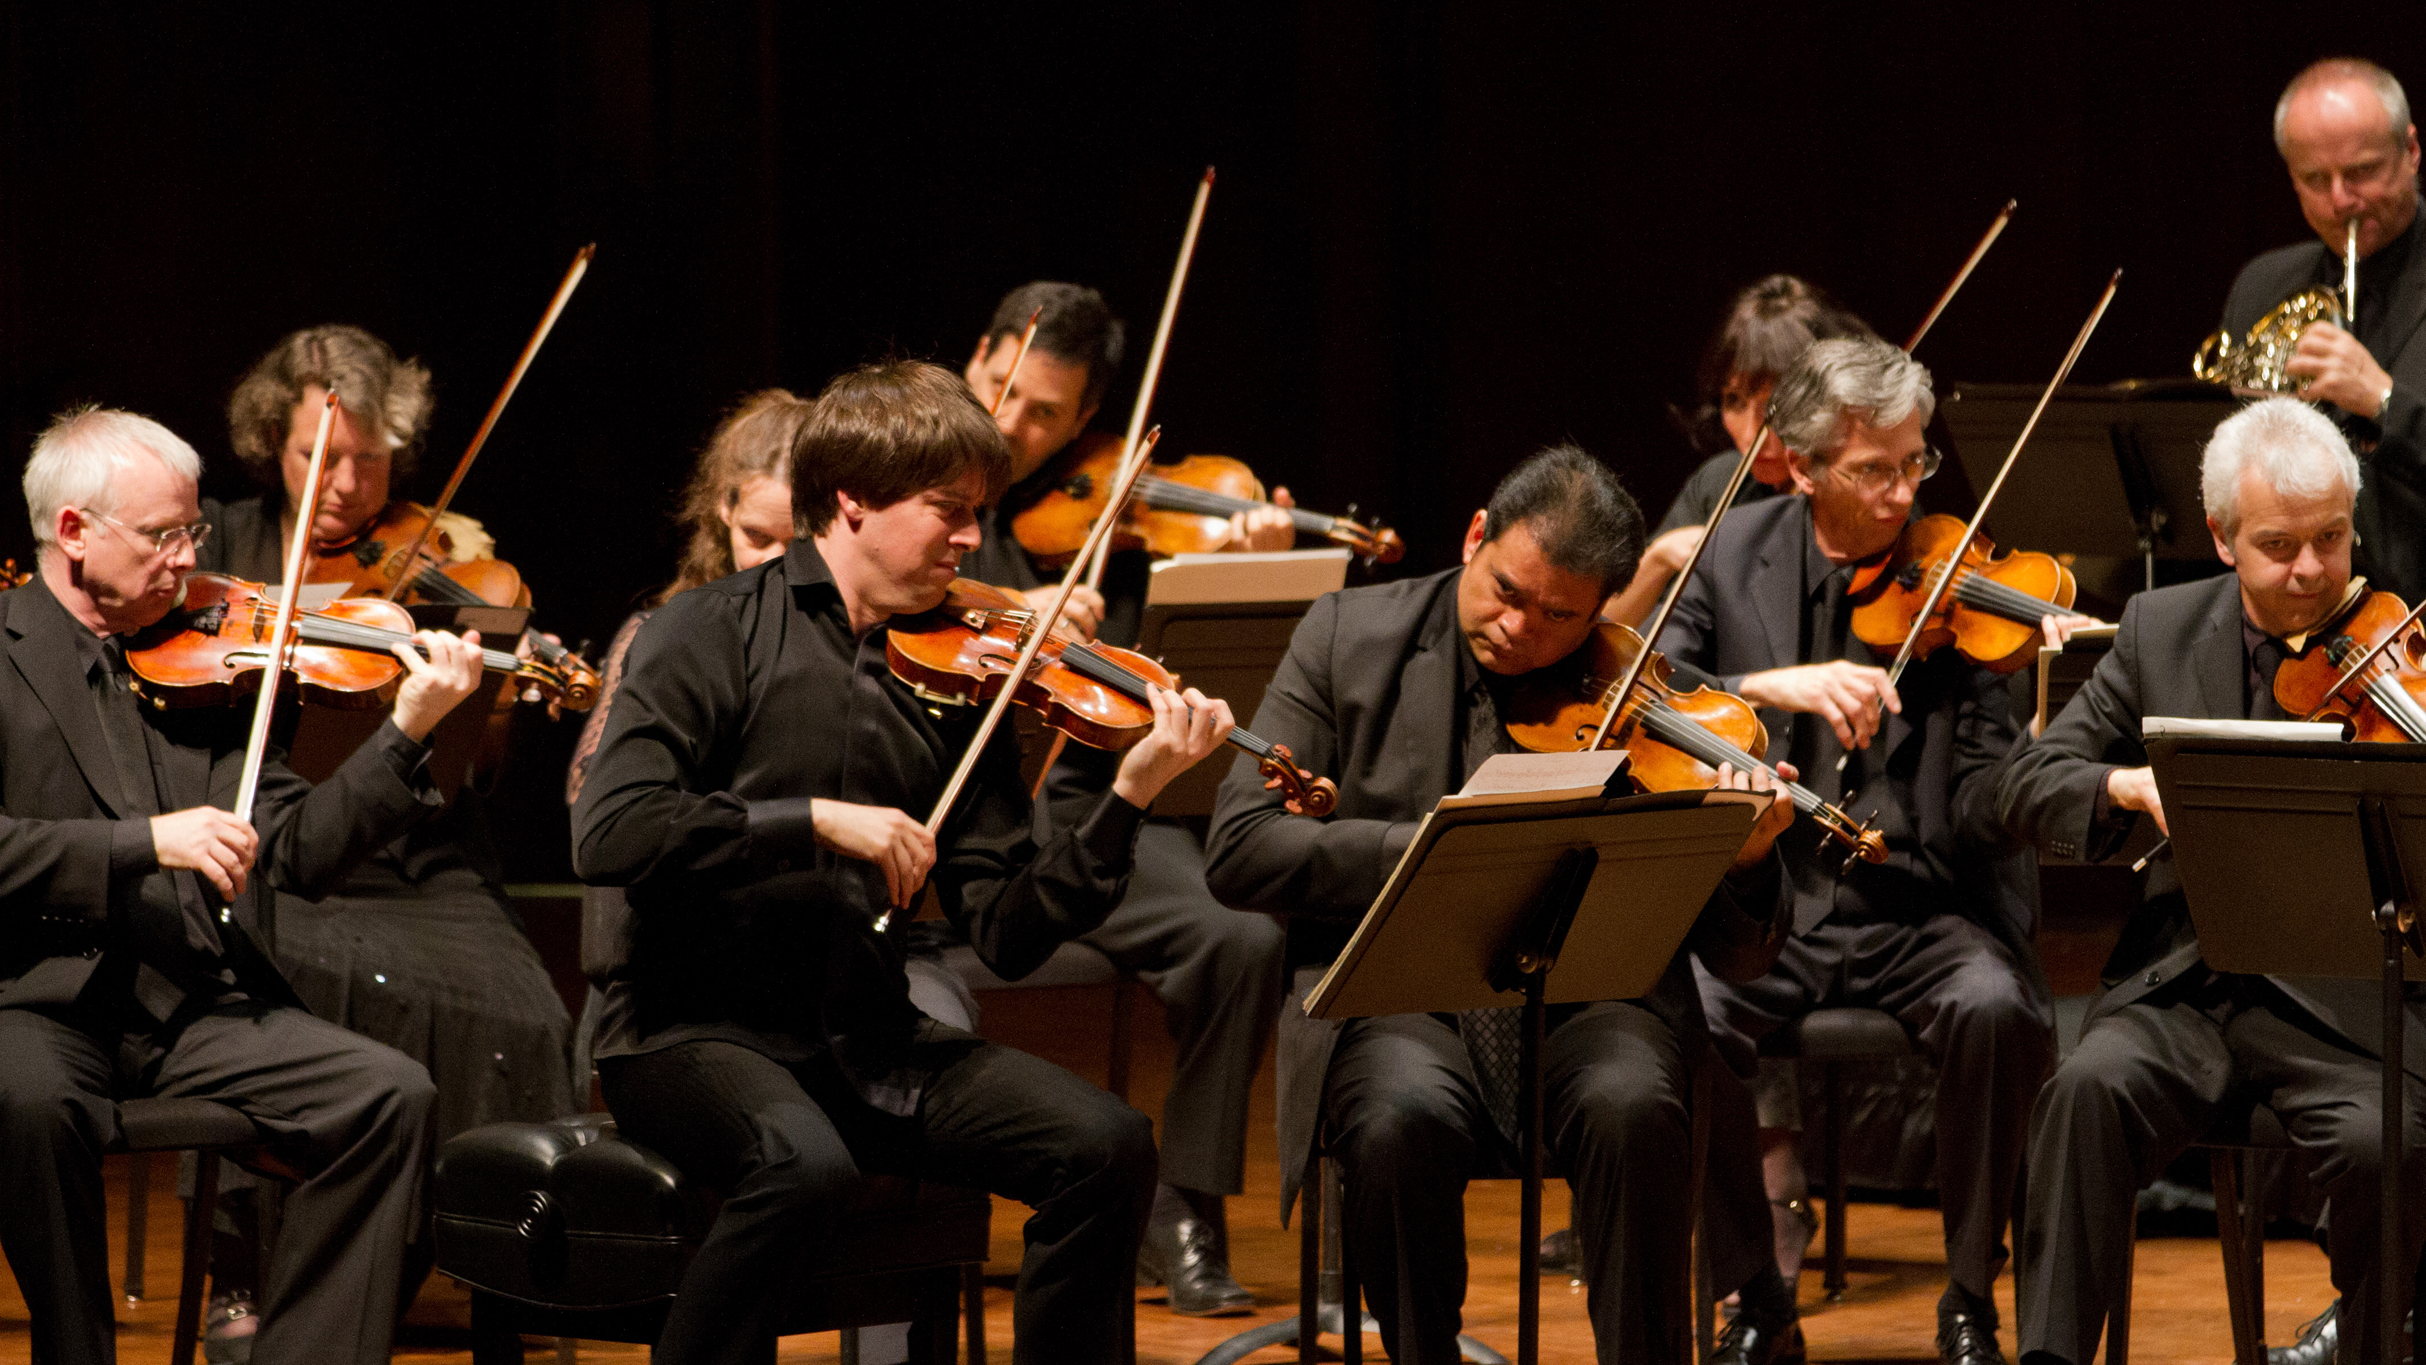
[2192,217,2360,393]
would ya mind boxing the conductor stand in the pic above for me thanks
[2149,735,2426,1365]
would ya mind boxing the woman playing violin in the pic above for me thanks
[190,324,575,1348]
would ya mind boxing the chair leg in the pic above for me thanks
[470,1289,532,1364]
[172,1152,219,1365]
[1691,1061,1715,1364]
[2108,1200,2134,1365]
[1107,979,1135,1105]
[1336,1161,1362,1365]
[2211,1149,2262,1365]
[125,1150,151,1305]
[964,1260,987,1365]
[1824,1061,1849,1300]
[1300,1172,1323,1365]
[840,1326,862,1365]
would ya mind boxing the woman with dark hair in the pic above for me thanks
[1603,276,1876,626]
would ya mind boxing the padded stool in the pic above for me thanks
[944,940,1138,1101]
[433,1114,991,1364]
[114,1097,286,1365]
[1756,1006,1922,1299]
[2105,1104,2288,1365]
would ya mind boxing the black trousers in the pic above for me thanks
[599,1028,1157,1365]
[0,999,436,1365]
[2019,978,2426,1365]
[1074,820,1284,1196]
[1698,914,2052,1301]
[1323,1001,1756,1365]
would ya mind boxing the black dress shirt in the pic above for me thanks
[571,538,1148,1114]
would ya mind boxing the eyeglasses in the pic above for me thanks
[1826,445,1942,498]
[81,508,212,556]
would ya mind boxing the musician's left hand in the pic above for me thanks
[393,628,486,743]
[2287,321,2395,418]
[1226,486,1297,553]
[1718,760,1798,867]
[1112,684,1235,807]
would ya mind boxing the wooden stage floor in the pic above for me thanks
[0,983,2337,1363]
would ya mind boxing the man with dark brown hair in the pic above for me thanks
[574,360,1236,1363]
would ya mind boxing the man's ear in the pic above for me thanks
[53,507,91,563]
[835,490,869,530]
[1785,450,1822,498]
[1461,509,1489,565]
[2208,516,2236,567]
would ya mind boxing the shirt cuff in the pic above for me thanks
[1076,791,1150,871]
[2090,766,2116,826]
[109,818,160,899]
[369,717,437,789]
[745,796,821,876]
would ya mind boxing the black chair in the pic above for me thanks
[115,1097,289,1365]
[433,1113,991,1364]
[1756,1006,1923,1300]
[943,940,1137,1102]
[2104,1105,2287,1365]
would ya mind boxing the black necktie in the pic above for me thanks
[96,639,161,817]
[2252,637,2289,722]
[1455,674,1526,1143]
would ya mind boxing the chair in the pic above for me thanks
[2104,1105,2286,1365]
[1755,1006,1923,1299]
[115,1097,290,1365]
[432,1113,991,1364]
[942,940,1137,1102]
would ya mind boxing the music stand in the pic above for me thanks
[1302,764,1769,1365]
[1939,381,2237,594]
[1132,550,1348,816]
[2148,735,2426,1364]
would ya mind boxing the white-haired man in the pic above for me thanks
[0,407,486,1364]
[2220,57,2426,602]
[2000,397,2426,1365]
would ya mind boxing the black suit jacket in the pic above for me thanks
[1654,495,2042,961]
[1204,567,1789,1216]
[1997,571,2397,1053]
[0,575,442,1013]
[2222,216,2426,602]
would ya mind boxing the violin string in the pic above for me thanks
[2329,635,2426,742]
[1949,572,2067,627]
[967,604,1280,759]
[1138,476,1333,533]
[237,602,524,674]
[404,564,571,665]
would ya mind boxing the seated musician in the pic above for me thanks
[2000,396,2426,1365]
[571,359,1233,1363]
[0,407,486,1364]
[2220,58,2426,602]
[1604,274,1876,627]
[1205,445,1797,1365]
[1656,336,2061,1365]
[955,280,1291,1313]
[196,325,576,1348]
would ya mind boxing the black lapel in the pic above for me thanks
[3,582,130,818]
[2192,575,2246,721]
[1749,502,1806,670]
[1393,575,1464,810]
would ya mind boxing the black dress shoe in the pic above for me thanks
[2269,1300,2337,1365]
[1711,1315,1806,1365]
[1938,1287,2008,1365]
[1137,1215,1254,1316]
[1538,1226,1580,1276]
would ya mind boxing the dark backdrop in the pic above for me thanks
[6,1,2421,878]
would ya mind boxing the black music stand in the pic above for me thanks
[1939,381,2237,595]
[2148,736,2426,1365]
[1299,767,1768,1365]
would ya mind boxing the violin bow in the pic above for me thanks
[991,308,1044,417]
[1878,270,2121,691]
[380,243,596,599]
[1085,166,1216,592]
[881,427,1165,932]
[1590,201,2022,753]
[234,393,340,824]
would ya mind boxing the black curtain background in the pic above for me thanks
[5,1,2422,880]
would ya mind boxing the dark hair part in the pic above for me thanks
[1678,275,1876,454]
[792,361,1011,536]
[659,389,814,605]
[227,324,434,488]
[1480,444,1646,595]
[985,281,1126,410]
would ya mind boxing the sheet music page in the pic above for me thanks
[2141,716,2344,741]
[1451,750,1629,803]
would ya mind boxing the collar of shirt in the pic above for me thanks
[38,578,115,680]
[780,536,851,621]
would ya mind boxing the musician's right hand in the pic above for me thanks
[813,799,937,908]
[2286,321,2394,418]
[1023,584,1105,643]
[1738,661,1902,751]
[2106,766,2168,837]
[151,805,260,900]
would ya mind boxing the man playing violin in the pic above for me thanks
[1207,445,1799,1365]
[2000,396,2426,1365]
[1657,336,2062,1365]
[193,324,576,1348]
[0,407,488,1365]
[572,360,1234,1364]
[955,280,1293,1313]
[2220,58,2426,602]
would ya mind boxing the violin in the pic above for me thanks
[123,572,581,712]
[2272,590,2426,743]
[887,578,1338,816]
[1848,514,2086,674]
[1012,433,1405,566]
[1503,622,1889,868]
[1,558,27,591]
[302,500,600,710]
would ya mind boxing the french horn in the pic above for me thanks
[2192,217,2360,393]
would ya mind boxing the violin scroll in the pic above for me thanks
[1256,743,1338,817]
